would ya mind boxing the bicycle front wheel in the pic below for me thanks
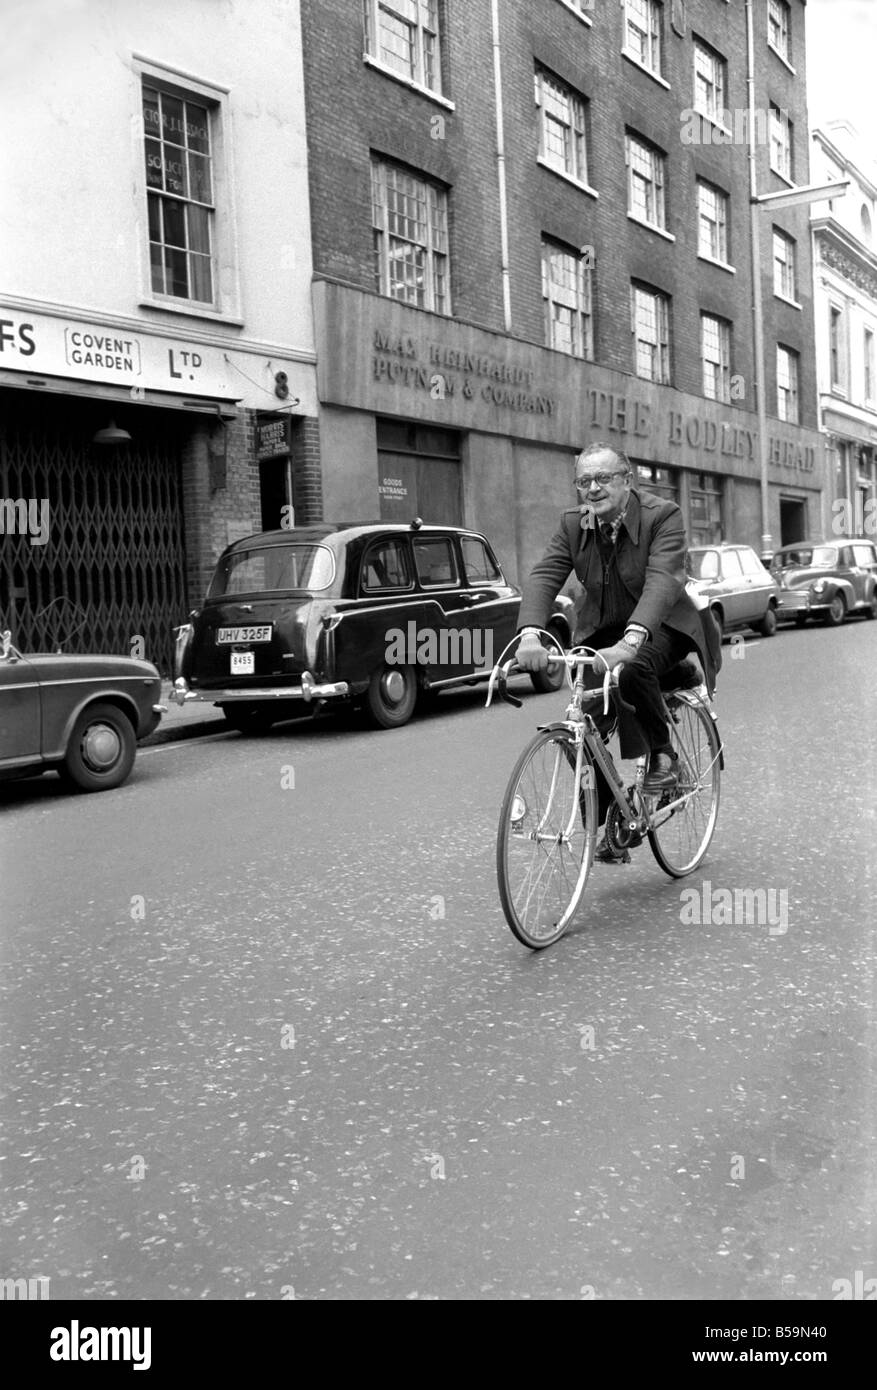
[648,698,721,877]
[497,728,597,949]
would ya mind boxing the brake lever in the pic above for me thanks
[485,659,523,709]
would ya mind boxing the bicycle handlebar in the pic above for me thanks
[485,647,621,711]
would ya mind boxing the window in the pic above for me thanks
[693,39,726,123]
[371,159,449,313]
[852,542,877,568]
[209,545,335,597]
[362,538,414,591]
[636,463,677,503]
[626,133,666,229]
[461,536,502,585]
[702,314,731,403]
[541,240,594,358]
[739,548,766,577]
[697,181,729,262]
[624,0,662,76]
[689,473,723,544]
[363,0,442,94]
[772,229,796,300]
[865,328,875,401]
[631,283,670,383]
[413,536,459,587]
[776,345,799,422]
[535,67,588,184]
[769,104,792,180]
[829,305,844,389]
[768,0,791,63]
[143,84,215,303]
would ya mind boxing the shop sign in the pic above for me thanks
[256,413,291,461]
[0,307,310,411]
[372,329,556,417]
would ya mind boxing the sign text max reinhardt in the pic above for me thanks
[371,329,816,473]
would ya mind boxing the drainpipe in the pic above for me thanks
[745,0,773,560]
[490,0,512,332]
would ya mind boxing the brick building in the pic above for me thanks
[300,0,823,580]
[0,0,317,672]
[810,121,877,533]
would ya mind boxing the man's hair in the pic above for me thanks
[574,442,632,475]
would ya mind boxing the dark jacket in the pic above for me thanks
[518,488,721,695]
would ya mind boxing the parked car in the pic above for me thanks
[685,543,781,638]
[0,629,164,791]
[771,538,877,626]
[172,521,574,732]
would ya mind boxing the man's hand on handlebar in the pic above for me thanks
[516,633,549,672]
[593,641,636,676]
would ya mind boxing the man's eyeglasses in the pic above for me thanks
[575,471,628,491]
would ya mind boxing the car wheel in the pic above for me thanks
[823,595,846,626]
[221,704,277,735]
[529,625,568,694]
[60,702,136,792]
[864,592,877,620]
[364,664,418,729]
[755,606,777,637]
[795,612,808,628]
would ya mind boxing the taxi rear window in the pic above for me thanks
[208,544,335,597]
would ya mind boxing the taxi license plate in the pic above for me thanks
[217,626,272,643]
[230,652,255,675]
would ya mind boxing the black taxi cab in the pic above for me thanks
[171,521,571,732]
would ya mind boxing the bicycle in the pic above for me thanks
[486,638,723,950]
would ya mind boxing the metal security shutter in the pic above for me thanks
[0,392,187,674]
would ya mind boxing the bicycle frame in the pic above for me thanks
[489,646,722,840]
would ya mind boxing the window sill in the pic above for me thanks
[557,0,593,26]
[362,54,456,110]
[774,291,802,310]
[621,49,671,91]
[139,298,245,327]
[627,213,676,242]
[698,253,736,275]
[768,166,794,188]
[537,156,599,199]
[692,110,734,141]
[768,42,796,76]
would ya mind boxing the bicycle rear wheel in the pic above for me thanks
[648,697,721,877]
[497,728,597,949]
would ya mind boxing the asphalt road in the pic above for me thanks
[1,620,875,1300]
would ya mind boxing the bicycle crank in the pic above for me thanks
[604,802,645,853]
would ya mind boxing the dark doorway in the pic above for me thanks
[376,419,462,525]
[779,496,808,544]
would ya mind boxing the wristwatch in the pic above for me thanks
[519,627,541,637]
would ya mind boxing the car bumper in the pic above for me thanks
[139,704,166,739]
[171,676,350,706]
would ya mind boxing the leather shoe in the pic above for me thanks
[642,750,678,792]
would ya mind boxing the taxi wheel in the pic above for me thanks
[60,703,136,792]
[365,664,418,729]
[221,704,277,735]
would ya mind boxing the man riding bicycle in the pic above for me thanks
[515,442,721,862]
